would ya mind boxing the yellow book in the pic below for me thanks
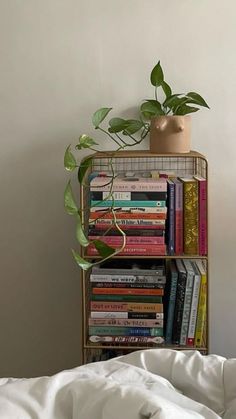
[195,260,207,347]
[180,178,198,254]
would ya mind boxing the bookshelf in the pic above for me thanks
[80,150,208,364]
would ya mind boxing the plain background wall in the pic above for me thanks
[0,0,235,377]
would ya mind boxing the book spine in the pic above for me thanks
[187,268,201,346]
[92,288,164,296]
[90,218,166,225]
[88,318,164,327]
[172,261,186,344]
[90,206,167,213]
[88,326,163,337]
[91,294,162,303]
[88,228,165,237]
[198,179,207,256]
[194,261,207,347]
[90,274,166,283]
[88,236,165,245]
[174,182,183,255]
[90,200,166,207]
[91,191,168,201]
[90,301,163,312]
[91,223,165,230]
[92,282,164,289]
[183,181,199,254]
[90,311,164,319]
[90,212,167,220]
[165,268,178,344]
[90,182,167,192]
[167,180,175,255]
[87,244,166,256]
[89,335,165,344]
[180,262,194,346]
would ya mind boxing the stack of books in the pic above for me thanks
[164,258,207,348]
[88,259,166,345]
[87,172,168,256]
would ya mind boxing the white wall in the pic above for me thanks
[0,0,235,376]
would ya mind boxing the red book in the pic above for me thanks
[88,235,165,245]
[92,288,164,296]
[90,223,165,230]
[87,244,166,256]
[194,176,207,256]
[89,212,167,220]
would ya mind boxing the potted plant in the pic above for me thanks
[64,61,209,270]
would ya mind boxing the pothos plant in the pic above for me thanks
[64,61,209,271]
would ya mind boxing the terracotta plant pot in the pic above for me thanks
[149,115,191,153]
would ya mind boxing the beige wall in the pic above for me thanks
[0,0,236,377]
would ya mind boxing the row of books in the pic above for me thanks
[88,172,168,256]
[86,171,207,256]
[88,259,166,344]
[165,259,207,347]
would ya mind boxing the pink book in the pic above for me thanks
[87,243,166,256]
[90,176,167,192]
[194,176,207,255]
[88,235,165,245]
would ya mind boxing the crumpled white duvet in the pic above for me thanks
[0,349,235,419]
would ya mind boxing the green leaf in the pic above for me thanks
[93,239,116,258]
[92,107,112,128]
[123,119,144,135]
[163,94,182,109]
[78,156,93,183]
[64,145,77,171]
[76,213,89,247]
[72,249,92,271]
[150,61,164,87]
[64,181,78,215]
[187,92,210,109]
[161,81,172,99]
[140,101,164,119]
[76,134,98,150]
[176,104,199,115]
[108,118,128,133]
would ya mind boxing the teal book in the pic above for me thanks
[91,200,166,207]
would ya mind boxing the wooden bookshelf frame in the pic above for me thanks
[79,150,208,364]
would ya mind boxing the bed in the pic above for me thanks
[0,349,235,418]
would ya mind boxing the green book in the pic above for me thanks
[91,294,162,303]
[88,326,163,337]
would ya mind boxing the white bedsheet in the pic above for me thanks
[0,349,235,418]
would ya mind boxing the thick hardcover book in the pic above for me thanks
[90,176,167,192]
[194,259,207,348]
[88,318,164,327]
[87,243,166,256]
[166,179,175,255]
[173,179,183,255]
[88,326,163,337]
[164,260,178,344]
[179,177,198,254]
[91,191,168,201]
[92,282,165,289]
[187,261,201,346]
[89,335,165,344]
[90,301,163,312]
[194,176,207,256]
[91,259,165,276]
[180,260,195,345]
[88,228,165,237]
[88,235,165,245]
[89,212,167,220]
[172,259,187,345]
[92,287,164,296]
[90,275,166,284]
[90,294,162,303]
[91,200,166,207]
[90,311,164,319]
[90,218,166,226]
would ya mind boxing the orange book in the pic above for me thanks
[89,212,167,220]
[92,287,164,296]
[90,301,163,312]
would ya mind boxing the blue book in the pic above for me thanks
[165,261,178,344]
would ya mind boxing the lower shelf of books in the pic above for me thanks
[82,257,208,363]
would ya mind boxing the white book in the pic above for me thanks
[187,261,201,346]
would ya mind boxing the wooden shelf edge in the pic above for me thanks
[84,344,207,351]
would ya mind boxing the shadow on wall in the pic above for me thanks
[0,139,82,377]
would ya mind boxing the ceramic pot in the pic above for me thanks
[149,115,191,153]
